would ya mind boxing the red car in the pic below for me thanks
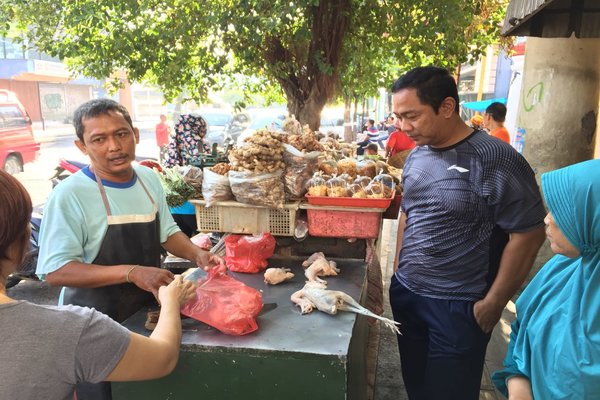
[0,90,40,174]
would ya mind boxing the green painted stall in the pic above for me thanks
[113,257,371,400]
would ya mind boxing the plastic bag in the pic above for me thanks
[283,144,320,199]
[180,165,203,198]
[181,269,263,336]
[190,233,213,250]
[306,174,328,197]
[202,168,233,207]
[224,233,276,273]
[326,176,348,197]
[228,169,285,208]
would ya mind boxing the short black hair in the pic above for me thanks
[391,66,459,114]
[485,102,507,123]
[73,98,134,142]
[368,119,375,125]
[365,143,378,152]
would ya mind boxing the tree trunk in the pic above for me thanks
[286,89,326,131]
[353,96,358,139]
[343,95,352,142]
[261,0,351,131]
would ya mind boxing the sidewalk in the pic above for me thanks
[373,219,512,400]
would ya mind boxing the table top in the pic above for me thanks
[123,256,368,357]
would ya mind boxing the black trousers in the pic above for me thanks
[389,275,491,400]
[172,213,197,237]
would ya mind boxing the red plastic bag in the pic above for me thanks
[224,233,276,273]
[181,269,263,336]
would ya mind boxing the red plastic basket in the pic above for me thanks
[305,190,395,209]
[306,208,382,239]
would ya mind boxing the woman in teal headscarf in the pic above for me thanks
[492,159,600,399]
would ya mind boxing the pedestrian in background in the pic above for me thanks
[385,113,415,168]
[483,102,510,144]
[390,66,546,400]
[164,114,210,167]
[0,169,197,400]
[493,159,600,400]
[155,114,170,162]
[469,114,484,130]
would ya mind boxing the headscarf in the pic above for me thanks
[492,159,600,399]
[164,114,210,167]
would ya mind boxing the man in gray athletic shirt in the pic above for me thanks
[389,66,546,400]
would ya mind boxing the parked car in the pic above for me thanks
[319,116,345,137]
[203,110,233,147]
[0,90,39,174]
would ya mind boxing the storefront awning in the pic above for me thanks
[461,98,507,112]
[502,0,600,38]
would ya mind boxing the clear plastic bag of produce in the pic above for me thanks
[224,233,277,273]
[356,159,377,178]
[283,144,320,199]
[228,169,285,208]
[181,268,263,336]
[180,165,203,198]
[326,176,349,197]
[306,174,328,197]
[202,168,233,207]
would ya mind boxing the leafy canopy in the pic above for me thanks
[1,0,507,124]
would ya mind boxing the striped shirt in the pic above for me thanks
[396,130,545,301]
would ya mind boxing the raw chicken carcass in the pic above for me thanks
[264,268,295,285]
[304,257,340,284]
[291,282,401,334]
[301,252,325,268]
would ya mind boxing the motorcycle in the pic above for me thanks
[50,158,88,188]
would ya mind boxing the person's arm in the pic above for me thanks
[393,212,407,272]
[106,275,196,381]
[45,261,175,300]
[473,227,546,332]
[507,376,533,400]
[162,231,226,272]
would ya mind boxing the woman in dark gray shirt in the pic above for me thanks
[0,169,196,400]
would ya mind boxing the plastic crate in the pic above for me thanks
[190,200,299,236]
[305,190,395,209]
[301,204,383,239]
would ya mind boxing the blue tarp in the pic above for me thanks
[461,98,507,112]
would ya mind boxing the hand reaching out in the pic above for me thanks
[194,250,227,274]
[158,275,197,307]
[129,266,175,301]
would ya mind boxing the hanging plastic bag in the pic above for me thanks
[224,233,276,273]
[181,269,263,336]
[202,168,233,207]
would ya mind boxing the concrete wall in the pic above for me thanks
[516,36,600,277]
[519,36,599,176]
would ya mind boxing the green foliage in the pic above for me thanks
[1,0,507,124]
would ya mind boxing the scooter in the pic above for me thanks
[50,158,88,188]
[50,157,161,187]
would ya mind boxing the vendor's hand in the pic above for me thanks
[193,250,226,274]
[473,297,504,333]
[129,266,175,301]
[158,275,197,307]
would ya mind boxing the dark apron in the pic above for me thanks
[64,171,162,400]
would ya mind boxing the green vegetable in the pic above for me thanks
[159,168,196,208]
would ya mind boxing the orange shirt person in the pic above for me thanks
[483,102,510,144]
